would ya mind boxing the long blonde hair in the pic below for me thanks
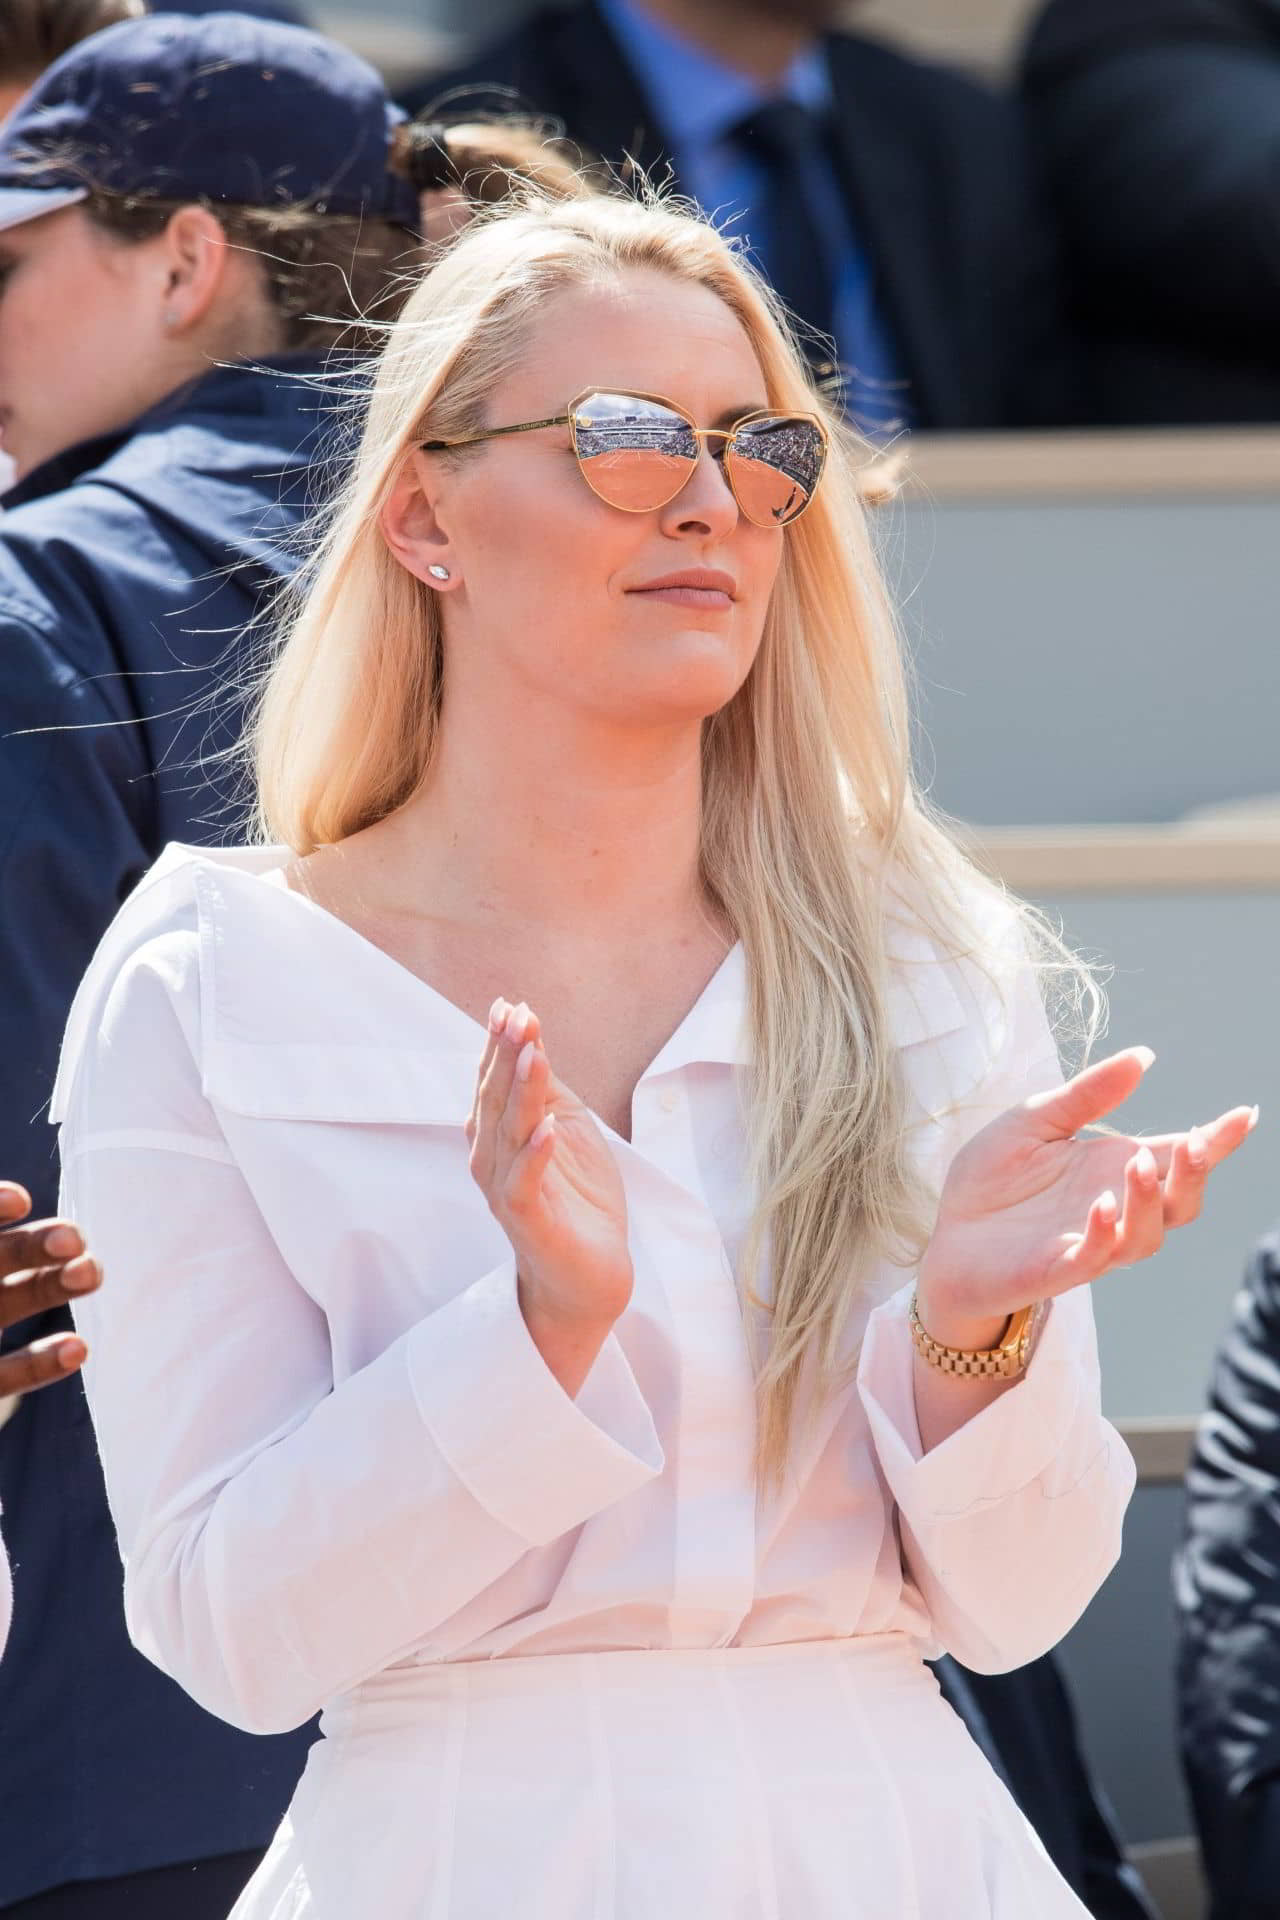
[252,189,1088,1477]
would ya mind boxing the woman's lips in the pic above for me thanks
[629,585,734,609]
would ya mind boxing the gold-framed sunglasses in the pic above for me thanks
[421,387,829,529]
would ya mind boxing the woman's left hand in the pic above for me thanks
[917,1047,1258,1338]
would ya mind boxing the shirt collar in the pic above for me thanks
[170,848,753,1134]
[57,845,971,1142]
[599,0,831,148]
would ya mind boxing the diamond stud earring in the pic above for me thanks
[428,565,451,581]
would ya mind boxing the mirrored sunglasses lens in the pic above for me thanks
[726,416,825,526]
[572,393,698,510]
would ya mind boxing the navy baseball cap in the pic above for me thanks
[0,10,420,234]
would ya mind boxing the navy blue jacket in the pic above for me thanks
[0,358,334,1901]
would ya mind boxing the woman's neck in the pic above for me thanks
[366,708,717,946]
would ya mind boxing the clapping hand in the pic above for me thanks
[0,1183,101,1396]
[466,1000,633,1334]
[918,1047,1258,1332]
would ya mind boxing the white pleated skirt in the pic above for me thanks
[232,1634,1091,1919]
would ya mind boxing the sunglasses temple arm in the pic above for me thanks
[422,415,569,452]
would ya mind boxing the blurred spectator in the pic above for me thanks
[0,0,146,490]
[409,0,1076,433]
[1023,0,1280,425]
[0,0,143,123]
[1176,1221,1280,1920]
[0,18,427,1914]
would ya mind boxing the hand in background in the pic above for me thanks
[0,1181,101,1396]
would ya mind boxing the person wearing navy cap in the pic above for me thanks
[0,15,432,1917]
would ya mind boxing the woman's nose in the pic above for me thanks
[660,442,739,537]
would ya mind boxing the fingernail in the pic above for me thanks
[489,999,508,1033]
[1135,1146,1158,1183]
[60,1339,87,1370]
[44,1226,81,1259]
[1097,1190,1118,1218]
[517,1039,536,1082]
[530,1114,555,1148]
[1186,1127,1208,1167]
[507,1004,528,1044]
[1248,1104,1261,1131]
[1133,1047,1157,1071]
[62,1258,99,1293]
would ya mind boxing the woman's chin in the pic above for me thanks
[618,629,754,710]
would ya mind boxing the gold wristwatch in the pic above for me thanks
[909,1295,1046,1380]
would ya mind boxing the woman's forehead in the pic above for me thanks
[495,270,768,419]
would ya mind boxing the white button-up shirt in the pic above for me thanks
[52,843,1134,1737]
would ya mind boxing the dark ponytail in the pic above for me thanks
[391,114,594,208]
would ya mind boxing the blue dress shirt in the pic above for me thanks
[599,0,909,432]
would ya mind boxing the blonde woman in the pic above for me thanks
[54,191,1253,1918]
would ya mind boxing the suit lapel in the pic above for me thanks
[822,35,960,428]
[541,1,685,190]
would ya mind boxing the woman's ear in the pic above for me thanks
[380,450,460,590]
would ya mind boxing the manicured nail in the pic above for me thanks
[60,1339,87,1370]
[530,1114,555,1149]
[1248,1105,1261,1131]
[1096,1190,1118,1220]
[517,1040,536,1082]
[507,1004,528,1044]
[489,999,508,1033]
[1186,1127,1208,1168]
[44,1226,81,1259]
[1133,1047,1157,1071]
[1134,1146,1158,1184]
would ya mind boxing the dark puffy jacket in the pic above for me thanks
[1176,1226,1280,1919]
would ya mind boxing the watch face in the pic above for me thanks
[1017,1300,1050,1367]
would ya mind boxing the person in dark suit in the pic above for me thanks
[409,0,1076,434]
[1022,0,1280,425]
[1175,1223,1280,1920]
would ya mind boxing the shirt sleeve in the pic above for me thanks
[60,938,663,1736]
[857,928,1136,1673]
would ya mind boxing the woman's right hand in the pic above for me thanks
[466,1000,633,1387]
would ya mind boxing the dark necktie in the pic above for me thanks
[729,98,839,374]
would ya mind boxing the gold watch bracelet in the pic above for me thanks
[908,1294,1040,1381]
